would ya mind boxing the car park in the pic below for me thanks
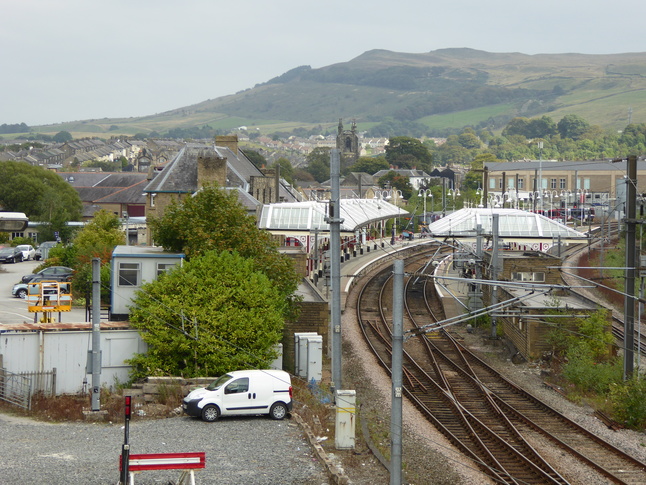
[16,244,36,261]
[183,369,293,422]
[34,241,58,261]
[21,266,74,284]
[0,246,24,263]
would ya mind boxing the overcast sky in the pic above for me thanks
[3,0,646,126]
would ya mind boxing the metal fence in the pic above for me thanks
[0,367,57,410]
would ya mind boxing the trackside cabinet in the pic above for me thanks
[335,389,356,450]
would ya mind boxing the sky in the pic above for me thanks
[3,0,646,127]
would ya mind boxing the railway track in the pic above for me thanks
[355,242,646,484]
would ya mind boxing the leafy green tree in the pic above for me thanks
[148,183,300,317]
[385,136,432,171]
[557,114,590,140]
[52,210,125,301]
[53,131,73,143]
[127,250,287,379]
[528,116,558,138]
[271,157,295,186]
[377,171,413,200]
[457,131,481,149]
[346,156,389,176]
[501,117,530,138]
[0,161,82,237]
[304,147,331,182]
[241,149,267,168]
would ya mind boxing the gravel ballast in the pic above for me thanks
[0,412,330,484]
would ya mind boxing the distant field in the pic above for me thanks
[419,103,516,130]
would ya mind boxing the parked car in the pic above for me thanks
[34,241,58,261]
[21,266,74,284]
[183,369,293,422]
[0,246,24,263]
[12,278,71,299]
[16,244,36,261]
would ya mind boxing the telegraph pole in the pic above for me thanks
[328,149,343,391]
[624,155,637,380]
[91,257,102,410]
[390,259,404,485]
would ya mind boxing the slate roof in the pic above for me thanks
[59,172,149,205]
[144,145,299,203]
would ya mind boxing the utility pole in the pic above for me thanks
[624,155,637,380]
[327,149,343,391]
[490,214,500,339]
[91,257,102,411]
[390,259,404,485]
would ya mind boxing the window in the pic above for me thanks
[225,378,249,394]
[490,178,496,189]
[118,262,140,287]
[550,178,557,189]
[560,178,566,189]
[11,232,24,239]
[511,272,545,282]
[518,179,525,189]
[150,193,156,207]
[157,262,176,277]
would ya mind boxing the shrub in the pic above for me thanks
[609,377,646,429]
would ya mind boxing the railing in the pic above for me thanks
[0,367,57,410]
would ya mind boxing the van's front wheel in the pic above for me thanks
[201,404,220,422]
[269,402,287,420]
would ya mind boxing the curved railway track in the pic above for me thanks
[356,242,646,484]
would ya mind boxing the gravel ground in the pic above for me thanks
[0,412,330,484]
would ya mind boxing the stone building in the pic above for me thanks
[336,118,359,170]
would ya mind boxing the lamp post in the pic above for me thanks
[560,190,571,224]
[418,189,433,224]
[476,188,484,208]
[447,188,460,211]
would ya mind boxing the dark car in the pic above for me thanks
[21,266,74,284]
[0,246,24,263]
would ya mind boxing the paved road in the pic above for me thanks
[0,260,87,325]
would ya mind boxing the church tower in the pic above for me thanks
[336,118,359,170]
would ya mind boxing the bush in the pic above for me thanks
[609,378,646,429]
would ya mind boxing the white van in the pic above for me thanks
[182,369,293,422]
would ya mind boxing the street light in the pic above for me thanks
[418,189,433,223]
[476,188,484,208]
[447,188,460,211]
[560,190,571,224]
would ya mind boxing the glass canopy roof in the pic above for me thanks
[428,208,588,239]
[258,199,407,233]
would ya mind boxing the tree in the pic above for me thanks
[304,147,331,182]
[557,114,590,140]
[241,149,267,169]
[377,171,413,200]
[148,183,300,317]
[127,250,287,379]
[52,131,73,143]
[346,156,389,176]
[0,161,83,238]
[271,157,295,186]
[51,210,125,301]
[385,136,432,171]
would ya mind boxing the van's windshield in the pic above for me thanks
[206,374,233,391]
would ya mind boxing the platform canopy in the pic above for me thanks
[428,208,588,240]
[258,199,408,236]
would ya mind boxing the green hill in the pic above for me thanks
[29,48,646,137]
